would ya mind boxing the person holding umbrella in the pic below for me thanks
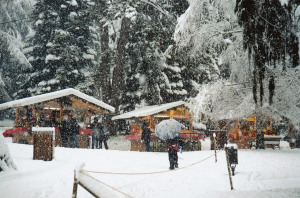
[155,119,183,170]
[167,136,183,170]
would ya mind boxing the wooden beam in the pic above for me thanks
[70,96,107,114]
[60,104,64,123]
[15,107,20,127]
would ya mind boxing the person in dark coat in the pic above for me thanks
[42,114,52,127]
[167,136,183,170]
[70,114,80,148]
[141,122,152,152]
[90,117,108,149]
[99,124,109,150]
[60,115,71,147]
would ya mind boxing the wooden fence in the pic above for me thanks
[32,127,55,161]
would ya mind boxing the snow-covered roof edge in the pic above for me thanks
[0,88,115,113]
[112,101,188,120]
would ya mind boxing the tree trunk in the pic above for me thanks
[253,48,265,149]
[100,21,111,105]
[255,107,265,149]
[100,21,115,136]
[111,17,130,114]
[110,17,130,135]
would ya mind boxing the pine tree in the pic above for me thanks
[77,0,107,96]
[0,0,34,99]
[121,2,164,110]
[161,45,187,103]
[159,0,189,102]
[19,0,95,97]
[120,1,189,111]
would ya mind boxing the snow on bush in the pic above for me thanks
[0,134,17,172]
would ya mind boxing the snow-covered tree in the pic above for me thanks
[235,0,299,148]
[188,0,300,147]
[120,0,189,112]
[0,134,17,172]
[77,0,107,96]
[18,0,96,97]
[0,0,34,99]
[174,0,241,97]
[159,0,189,103]
[161,45,188,103]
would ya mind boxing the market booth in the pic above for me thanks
[221,116,281,149]
[112,101,205,151]
[1,88,115,148]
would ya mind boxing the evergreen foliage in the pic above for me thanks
[120,0,189,112]
[18,0,95,98]
[0,0,34,99]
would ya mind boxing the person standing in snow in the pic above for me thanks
[167,136,183,170]
[70,114,80,148]
[60,115,71,147]
[90,117,108,149]
[99,124,109,150]
[141,122,152,152]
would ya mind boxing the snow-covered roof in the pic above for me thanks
[0,88,115,113]
[112,101,188,120]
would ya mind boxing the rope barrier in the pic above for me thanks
[77,150,223,197]
[80,170,134,198]
[85,150,222,175]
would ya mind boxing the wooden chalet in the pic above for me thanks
[112,101,205,151]
[1,88,115,148]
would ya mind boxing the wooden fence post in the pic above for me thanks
[72,170,78,198]
[225,148,234,190]
[213,133,217,163]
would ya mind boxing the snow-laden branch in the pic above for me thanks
[140,0,174,21]
[207,29,242,40]
[0,31,31,69]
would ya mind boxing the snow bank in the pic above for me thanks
[0,133,299,198]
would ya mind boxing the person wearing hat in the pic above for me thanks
[90,117,108,149]
[70,114,80,148]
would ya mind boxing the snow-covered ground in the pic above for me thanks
[1,122,300,198]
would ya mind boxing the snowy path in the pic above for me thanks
[1,125,300,198]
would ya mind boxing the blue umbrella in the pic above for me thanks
[155,119,182,140]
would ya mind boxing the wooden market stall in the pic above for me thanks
[222,116,280,149]
[1,88,115,148]
[112,101,205,151]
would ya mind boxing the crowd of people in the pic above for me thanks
[18,108,180,169]
[59,114,80,148]
[58,115,109,149]
[90,117,108,149]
